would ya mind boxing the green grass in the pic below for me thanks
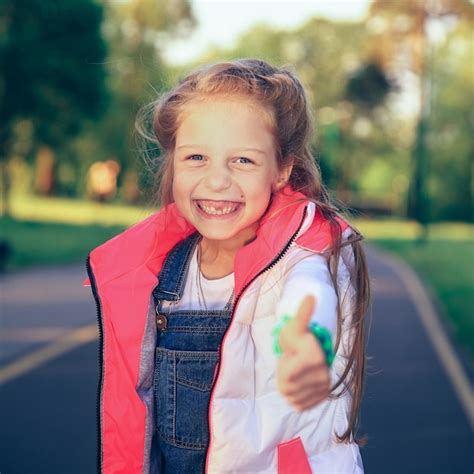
[352,217,474,241]
[10,193,154,226]
[2,194,150,271]
[368,238,474,362]
[0,216,127,271]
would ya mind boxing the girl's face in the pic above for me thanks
[172,98,292,250]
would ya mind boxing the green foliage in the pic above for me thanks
[366,1,473,223]
[345,62,393,108]
[427,20,473,221]
[0,0,108,148]
[3,1,472,223]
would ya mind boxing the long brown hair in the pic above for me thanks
[136,58,370,446]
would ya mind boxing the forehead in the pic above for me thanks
[176,98,276,149]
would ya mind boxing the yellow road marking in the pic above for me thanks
[0,324,98,385]
[0,327,72,342]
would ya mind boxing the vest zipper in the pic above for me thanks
[86,254,104,474]
[204,205,308,472]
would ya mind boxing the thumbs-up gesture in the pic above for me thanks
[275,295,331,412]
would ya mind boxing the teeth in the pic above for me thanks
[198,202,239,215]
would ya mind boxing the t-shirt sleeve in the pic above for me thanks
[275,252,338,338]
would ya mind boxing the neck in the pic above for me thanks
[198,226,258,268]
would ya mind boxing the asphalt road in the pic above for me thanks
[0,249,472,473]
[359,248,473,474]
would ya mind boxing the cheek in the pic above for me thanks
[171,180,192,216]
[246,186,272,215]
[172,173,193,197]
[171,179,180,201]
[246,175,274,196]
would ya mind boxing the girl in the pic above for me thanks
[84,58,370,473]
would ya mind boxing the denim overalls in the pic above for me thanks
[151,231,232,473]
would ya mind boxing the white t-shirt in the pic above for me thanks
[160,244,235,312]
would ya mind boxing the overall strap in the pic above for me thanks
[152,231,201,303]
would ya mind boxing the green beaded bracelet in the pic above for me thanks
[271,313,335,367]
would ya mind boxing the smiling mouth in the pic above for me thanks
[194,199,243,216]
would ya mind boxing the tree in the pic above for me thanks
[0,0,108,215]
[366,0,474,229]
[426,19,473,221]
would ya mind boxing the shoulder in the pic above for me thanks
[279,227,356,308]
[295,201,355,254]
[279,245,335,300]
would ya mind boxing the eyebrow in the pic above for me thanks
[177,145,266,155]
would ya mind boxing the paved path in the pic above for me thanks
[0,263,96,367]
[0,263,99,473]
[0,249,472,473]
[359,247,473,473]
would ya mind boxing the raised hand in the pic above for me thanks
[275,294,331,411]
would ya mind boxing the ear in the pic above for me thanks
[272,160,294,193]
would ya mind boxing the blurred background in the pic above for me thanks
[1,0,473,473]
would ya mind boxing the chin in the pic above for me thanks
[198,228,237,241]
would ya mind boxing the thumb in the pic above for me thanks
[293,294,317,335]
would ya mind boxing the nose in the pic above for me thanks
[203,161,232,191]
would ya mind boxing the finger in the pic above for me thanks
[284,369,330,397]
[285,356,321,384]
[276,352,293,384]
[278,295,317,354]
[278,357,327,394]
[278,316,307,355]
[276,353,295,393]
[286,385,328,406]
[293,294,317,335]
[282,336,326,381]
[278,324,298,356]
[291,392,327,412]
[280,353,329,391]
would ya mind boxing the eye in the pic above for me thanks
[185,155,254,164]
[235,157,254,164]
[187,154,204,161]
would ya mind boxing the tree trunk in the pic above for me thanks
[407,116,430,223]
[0,157,11,218]
[34,146,55,195]
[0,128,11,217]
